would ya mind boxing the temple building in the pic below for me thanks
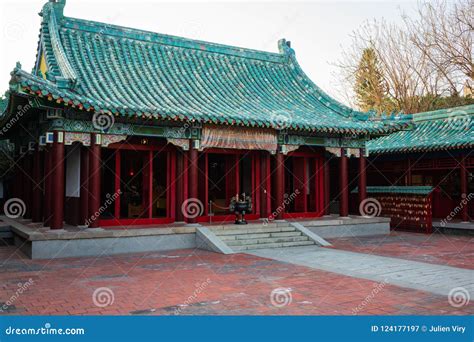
[0,0,409,232]
[366,106,474,227]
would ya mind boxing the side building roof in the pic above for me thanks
[367,105,474,154]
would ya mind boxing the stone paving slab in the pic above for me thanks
[248,246,474,297]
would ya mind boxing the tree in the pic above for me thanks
[354,48,389,114]
[336,0,474,114]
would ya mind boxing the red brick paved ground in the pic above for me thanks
[328,232,474,270]
[0,245,472,316]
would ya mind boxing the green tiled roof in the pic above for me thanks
[352,186,435,195]
[0,96,8,116]
[5,0,403,135]
[368,105,474,153]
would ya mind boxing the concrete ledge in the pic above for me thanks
[433,220,474,230]
[298,215,390,227]
[26,234,196,259]
[308,223,390,238]
[1,216,196,241]
[196,227,234,254]
[299,216,390,239]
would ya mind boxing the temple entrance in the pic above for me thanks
[283,152,324,218]
[197,150,261,222]
[99,143,176,226]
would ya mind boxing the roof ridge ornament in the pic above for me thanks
[278,39,294,56]
[42,0,78,89]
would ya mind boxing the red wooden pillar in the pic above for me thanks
[339,149,349,217]
[43,146,52,226]
[31,145,43,222]
[88,134,101,228]
[187,146,199,223]
[79,145,89,225]
[51,131,65,229]
[175,150,185,222]
[358,152,367,206]
[12,155,21,200]
[274,152,285,220]
[15,155,25,209]
[323,155,331,215]
[407,158,412,186]
[460,157,469,222]
[22,153,33,219]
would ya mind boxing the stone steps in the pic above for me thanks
[232,240,315,251]
[219,231,302,241]
[209,224,315,252]
[213,226,295,236]
[226,235,309,246]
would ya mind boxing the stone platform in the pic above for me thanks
[1,215,390,259]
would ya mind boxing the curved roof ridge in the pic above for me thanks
[413,104,474,123]
[43,2,77,82]
[278,39,358,118]
[61,16,286,64]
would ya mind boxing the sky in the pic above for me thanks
[0,0,419,106]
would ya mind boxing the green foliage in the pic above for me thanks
[353,48,474,115]
[354,48,391,115]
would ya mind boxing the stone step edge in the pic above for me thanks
[232,240,315,251]
[213,227,296,236]
[226,236,310,246]
[220,231,302,241]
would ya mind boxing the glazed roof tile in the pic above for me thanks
[368,105,474,153]
[352,186,435,195]
[5,0,403,135]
